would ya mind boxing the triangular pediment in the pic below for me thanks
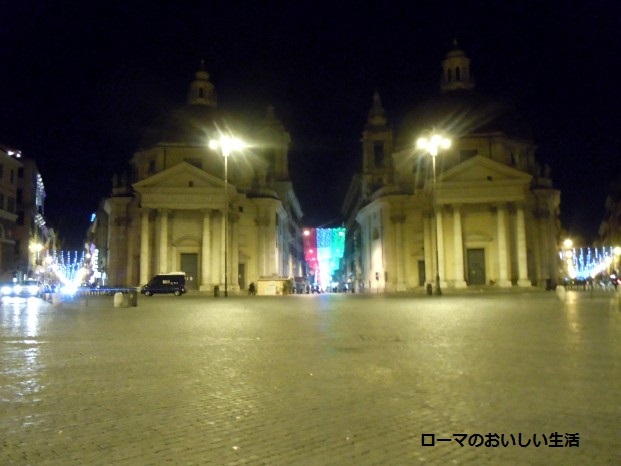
[439,155,532,183]
[133,162,232,210]
[435,155,532,204]
[133,162,225,190]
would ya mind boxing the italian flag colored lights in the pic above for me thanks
[303,227,345,289]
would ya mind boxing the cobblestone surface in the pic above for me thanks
[1,289,620,465]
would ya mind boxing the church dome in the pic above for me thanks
[139,61,248,149]
[395,44,533,151]
[139,104,246,149]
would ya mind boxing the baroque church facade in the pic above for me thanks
[342,45,562,292]
[92,63,305,292]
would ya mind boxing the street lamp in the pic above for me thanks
[417,131,451,296]
[209,135,245,297]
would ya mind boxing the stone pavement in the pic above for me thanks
[1,289,620,465]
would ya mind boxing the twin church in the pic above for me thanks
[90,43,561,292]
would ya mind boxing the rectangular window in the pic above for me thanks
[7,196,15,213]
[16,189,22,204]
[9,169,14,184]
[0,192,4,210]
[0,164,3,179]
[17,167,23,178]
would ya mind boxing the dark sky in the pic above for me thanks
[1,1,620,249]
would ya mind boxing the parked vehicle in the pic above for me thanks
[140,273,186,296]
[0,279,44,297]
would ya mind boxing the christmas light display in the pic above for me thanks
[43,243,103,294]
[303,227,346,290]
[561,246,619,280]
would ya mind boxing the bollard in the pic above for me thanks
[113,292,123,307]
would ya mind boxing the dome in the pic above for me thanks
[139,61,249,149]
[395,43,534,151]
[139,103,247,149]
[395,89,533,151]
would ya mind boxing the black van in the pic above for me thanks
[140,273,186,296]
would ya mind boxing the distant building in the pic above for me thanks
[0,144,20,278]
[342,43,562,292]
[0,144,53,281]
[91,62,305,291]
[598,174,621,246]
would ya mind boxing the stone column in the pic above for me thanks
[547,210,559,283]
[231,211,240,292]
[391,213,406,291]
[200,209,211,291]
[267,218,278,276]
[256,214,269,277]
[452,205,467,288]
[496,204,512,287]
[516,203,531,287]
[220,209,226,286]
[538,212,550,287]
[423,214,433,287]
[435,207,447,288]
[158,209,169,274]
[140,209,150,285]
[126,216,137,286]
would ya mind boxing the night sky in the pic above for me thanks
[1,1,620,249]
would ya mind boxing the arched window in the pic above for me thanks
[456,67,461,81]
[199,88,204,98]
[447,68,452,82]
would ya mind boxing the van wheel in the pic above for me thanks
[145,291,152,296]
[174,290,181,296]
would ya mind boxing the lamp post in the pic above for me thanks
[209,135,245,297]
[417,132,451,296]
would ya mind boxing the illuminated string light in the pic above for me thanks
[304,227,346,290]
[563,246,618,280]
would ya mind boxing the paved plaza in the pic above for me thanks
[1,288,620,465]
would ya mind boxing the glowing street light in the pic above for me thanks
[417,130,451,296]
[209,135,246,297]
